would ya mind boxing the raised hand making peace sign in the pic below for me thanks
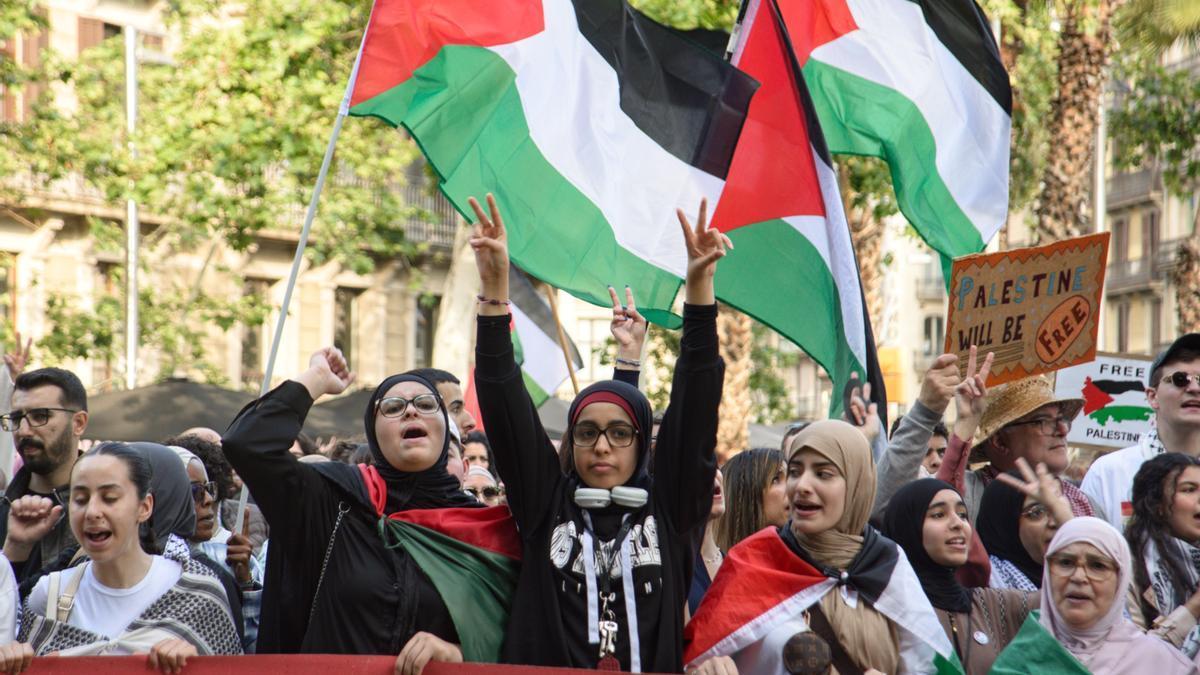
[676,198,730,305]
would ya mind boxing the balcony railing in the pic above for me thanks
[916,276,946,302]
[1107,236,1187,291]
[1107,167,1159,209]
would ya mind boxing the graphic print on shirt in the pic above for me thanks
[549,516,662,578]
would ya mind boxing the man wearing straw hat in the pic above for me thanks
[955,375,1102,524]
[1082,333,1200,530]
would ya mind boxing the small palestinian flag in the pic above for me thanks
[683,528,960,673]
[989,613,1090,674]
[360,465,521,663]
[1081,376,1153,427]
[509,266,583,406]
[778,0,1012,274]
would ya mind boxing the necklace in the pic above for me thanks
[702,550,723,564]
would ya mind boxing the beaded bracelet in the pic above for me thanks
[476,295,511,306]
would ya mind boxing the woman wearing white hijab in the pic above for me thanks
[992,516,1195,673]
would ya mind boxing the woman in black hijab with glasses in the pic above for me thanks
[469,194,726,673]
[222,358,519,671]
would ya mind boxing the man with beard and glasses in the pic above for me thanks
[0,367,88,581]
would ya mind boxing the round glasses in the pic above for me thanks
[1020,504,1050,522]
[571,423,637,448]
[1047,553,1117,582]
[376,394,440,418]
[1008,415,1071,436]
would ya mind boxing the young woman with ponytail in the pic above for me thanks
[1126,452,1200,663]
[0,442,241,674]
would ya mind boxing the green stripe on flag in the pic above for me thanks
[522,371,551,407]
[380,518,519,663]
[989,612,1090,674]
[349,45,685,328]
[802,59,987,278]
[717,219,867,403]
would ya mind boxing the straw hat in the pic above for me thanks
[968,375,1084,463]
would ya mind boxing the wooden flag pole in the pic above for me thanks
[543,284,580,396]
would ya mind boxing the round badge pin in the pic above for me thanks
[973,630,990,645]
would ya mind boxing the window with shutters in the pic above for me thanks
[241,279,271,387]
[0,38,16,122]
[77,17,123,54]
[334,287,363,370]
[413,295,440,369]
[0,254,15,330]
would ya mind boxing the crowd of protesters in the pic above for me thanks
[0,194,1197,674]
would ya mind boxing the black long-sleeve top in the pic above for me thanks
[221,382,458,654]
[476,302,723,673]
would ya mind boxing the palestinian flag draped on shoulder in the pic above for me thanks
[346,0,883,416]
[683,528,961,673]
[779,0,1012,273]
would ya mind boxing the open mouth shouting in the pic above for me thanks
[944,536,967,552]
[792,499,822,519]
[400,423,430,445]
[82,526,114,549]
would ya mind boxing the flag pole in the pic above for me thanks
[232,24,371,535]
[542,284,580,396]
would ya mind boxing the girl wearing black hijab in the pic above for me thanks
[882,478,1032,673]
[976,467,1073,592]
[470,194,725,672]
[222,359,518,669]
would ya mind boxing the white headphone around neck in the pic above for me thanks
[573,485,648,510]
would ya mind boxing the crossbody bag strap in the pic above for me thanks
[806,603,864,675]
[55,563,87,623]
[307,501,351,630]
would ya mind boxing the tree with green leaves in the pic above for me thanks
[3,0,439,384]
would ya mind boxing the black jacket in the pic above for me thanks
[475,303,723,673]
[222,383,457,654]
[0,466,76,583]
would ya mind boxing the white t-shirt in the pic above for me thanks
[28,556,182,647]
[1081,440,1156,531]
[0,552,16,643]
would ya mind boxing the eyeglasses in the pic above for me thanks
[376,394,440,418]
[190,481,218,503]
[1161,372,1200,389]
[1008,415,1071,436]
[0,408,79,432]
[1047,553,1118,581]
[571,423,637,448]
[464,486,504,501]
[1020,504,1049,522]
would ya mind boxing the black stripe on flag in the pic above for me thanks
[905,0,1012,115]
[1090,379,1145,396]
[573,0,760,180]
[509,265,584,369]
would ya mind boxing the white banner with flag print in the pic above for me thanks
[1054,352,1155,448]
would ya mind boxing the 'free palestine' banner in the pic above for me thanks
[944,233,1111,386]
[1054,352,1155,448]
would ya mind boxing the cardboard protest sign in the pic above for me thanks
[1055,353,1154,448]
[943,233,1111,386]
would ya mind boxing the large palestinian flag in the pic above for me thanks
[348,0,756,330]
[714,0,885,417]
[779,0,1012,273]
[346,0,883,415]
[684,528,959,673]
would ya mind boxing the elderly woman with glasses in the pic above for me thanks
[221,351,520,671]
[991,517,1194,673]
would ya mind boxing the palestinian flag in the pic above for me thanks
[989,613,1090,674]
[1081,376,1153,427]
[359,465,520,663]
[778,0,1012,274]
[348,0,757,330]
[713,0,885,418]
[684,528,959,673]
[510,266,583,406]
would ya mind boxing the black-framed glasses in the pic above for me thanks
[1047,553,1118,581]
[190,481,218,503]
[0,408,79,432]
[376,394,440,418]
[1162,372,1200,389]
[571,423,637,448]
[464,486,504,501]
[1008,415,1071,436]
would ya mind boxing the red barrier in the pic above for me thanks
[19,655,636,674]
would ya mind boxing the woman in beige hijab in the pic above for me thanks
[685,420,953,674]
